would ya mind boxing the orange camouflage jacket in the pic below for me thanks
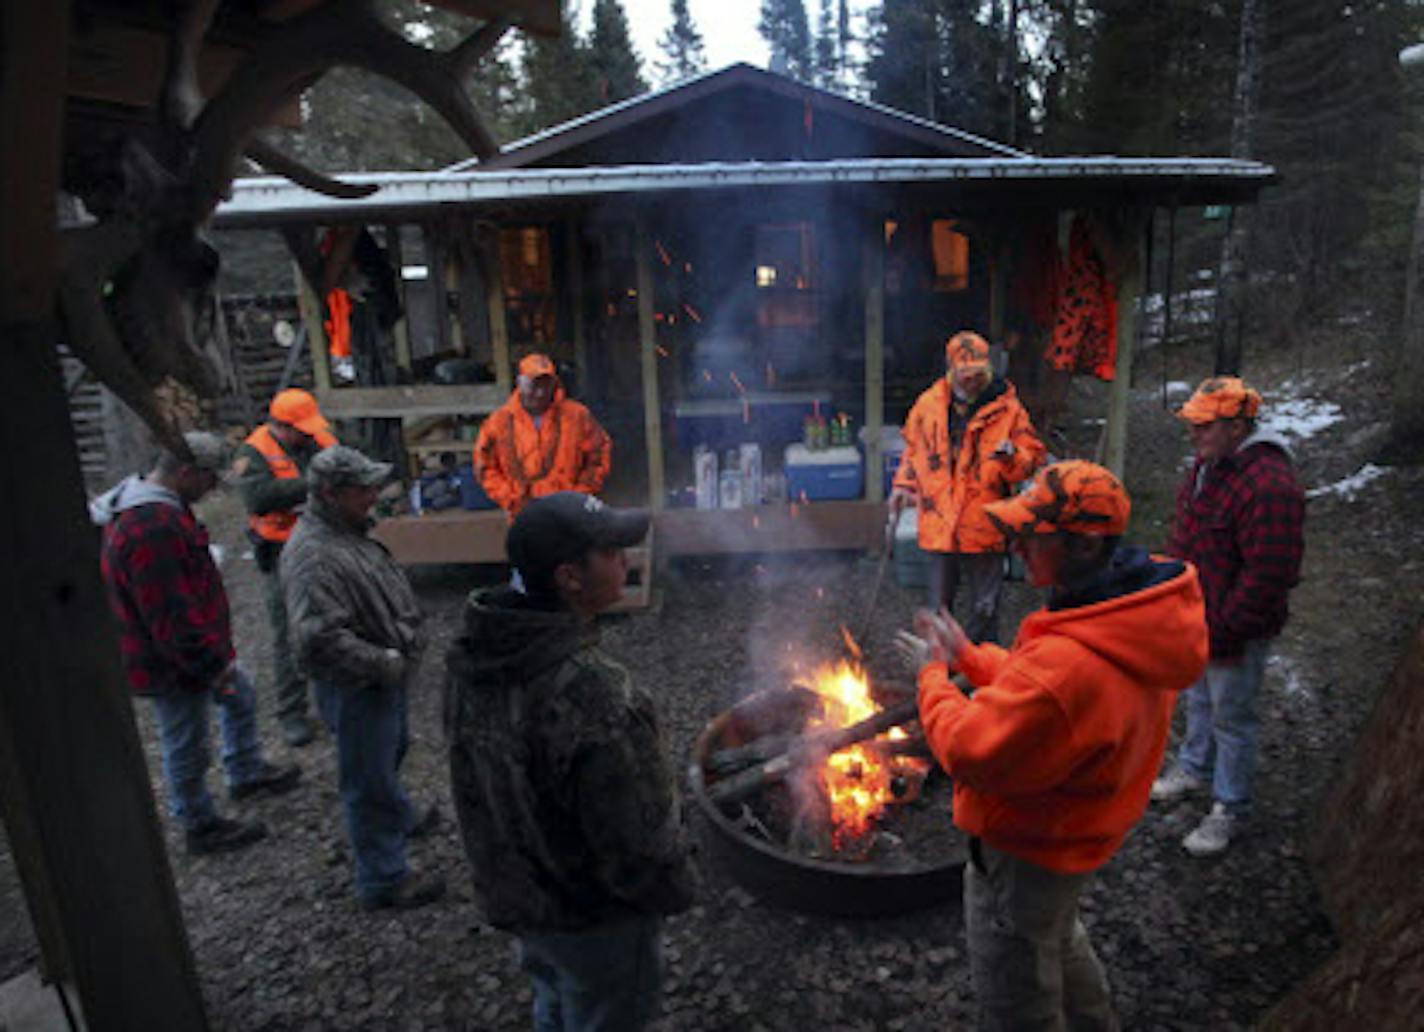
[474,389,612,516]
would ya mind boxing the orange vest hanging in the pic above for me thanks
[244,423,338,543]
[324,288,353,359]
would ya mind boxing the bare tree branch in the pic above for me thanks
[244,137,380,198]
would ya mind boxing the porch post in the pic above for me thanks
[483,224,512,394]
[565,217,588,386]
[1103,222,1147,477]
[635,215,665,511]
[384,223,413,374]
[293,261,332,389]
[862,212,886,506]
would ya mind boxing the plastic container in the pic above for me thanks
[784,444,863,501]
[739,443,763,507]
[893,506,930,589]
[719,468,743,509]
[453,463,497,511]
[694,446,719,510]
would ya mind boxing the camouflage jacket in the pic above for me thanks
[281,499,425,688]
[444,587,696,932]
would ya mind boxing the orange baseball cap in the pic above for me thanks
[518,353,557,379]
[946,331,991,374]
[1177,376,1262,425]
[984,460,1131,537]
[269,388,330,436]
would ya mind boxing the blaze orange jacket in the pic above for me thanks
[918,551,1208,873]
[895,378,1044,553]
[474,388,612,516]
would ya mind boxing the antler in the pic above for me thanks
[243,137,380,199]
[188,0,511,219]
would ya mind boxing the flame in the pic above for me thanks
[839,624,864,661]
[804,659,893,848]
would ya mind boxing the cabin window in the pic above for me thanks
[754,222,820,378]
[931,219,970,292]
[499,226,557,347]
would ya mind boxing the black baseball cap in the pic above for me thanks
[507,492,650,590]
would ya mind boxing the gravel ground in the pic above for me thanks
[3,337,1422,1030]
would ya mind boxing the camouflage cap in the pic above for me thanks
[1177,376,1262,425]
[983,460,1130,537]
[309,445,392,489]
[518,353,557,380]
[945,331,991,374]
[181,431,230,472]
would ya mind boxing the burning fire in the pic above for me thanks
[803,640,926,851]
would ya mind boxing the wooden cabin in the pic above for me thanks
[216,63,1274,565]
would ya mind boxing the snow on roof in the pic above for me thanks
[217,156,1276,225]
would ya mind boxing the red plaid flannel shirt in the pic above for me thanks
[1166,441,1305,660]
[100,501,234,695]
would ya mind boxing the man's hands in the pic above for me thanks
[893,606,971,673]
[892,631,931,672]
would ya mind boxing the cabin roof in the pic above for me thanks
[217,156,1276,227]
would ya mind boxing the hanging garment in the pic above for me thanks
[1046,217,1118,381]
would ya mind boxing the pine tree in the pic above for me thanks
[656,0,709,85]
[814,0,838,89]
[759,0,813,81]
[836,0,853,89]
[588,0,647,103]
[515,5,597,134]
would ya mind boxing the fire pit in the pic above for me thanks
[688,658,967,917]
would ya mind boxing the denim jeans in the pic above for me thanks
[314,679,413,902]
[928,552,1005,644]
[151,667,265,830]
[518,915,664,1032]
[1176,638,1271,815]
[964,840,1118,1032]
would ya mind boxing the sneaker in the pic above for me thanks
[186,815,268,856]
[281,714,316,748]
[1183,803,1238,857]
[407,804,442,841]
[360,872,446,912]
[229,762,302,802]
[1151,765,1205,802]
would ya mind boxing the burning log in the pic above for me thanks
[706,698,920,807]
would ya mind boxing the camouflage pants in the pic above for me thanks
[965,839,1118,1032]
[261,566,309,721]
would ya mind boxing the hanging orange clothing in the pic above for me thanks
[242,423,339,543]
[918,556,1209,874]
[1046,217,1118,381]
[894,379,1045,554]
[325,288,352,359]
[474,388,612,517]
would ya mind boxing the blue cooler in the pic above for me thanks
[784,444,863,501]
[453,463,498,510]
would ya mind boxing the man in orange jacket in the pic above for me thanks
[475,354,612,518]
[233,388,338,746]
[890,331,1045,643]
[900,461,1208,1030]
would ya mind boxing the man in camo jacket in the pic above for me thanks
[445,492,696,1031]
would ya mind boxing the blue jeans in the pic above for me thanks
[314,680,413,902]
[1177,638,1271,815]
[151,667,265,829]
[518,915,664,1032]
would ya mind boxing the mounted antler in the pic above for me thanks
[57,0,520,460]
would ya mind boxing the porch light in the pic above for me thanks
[756,265,778,287]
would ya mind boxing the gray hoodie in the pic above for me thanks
[89,475,183,525]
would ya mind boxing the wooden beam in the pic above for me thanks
[443,220,466,354]
[384,224,413,373]
[0,2,208,1026]
[565,218,588,387]
[313,383,501,419]
[635,216,665,511]
[484,224,512,393]
[1103,235,1146,478]
[862,213,886,506]
[293,260,331,389]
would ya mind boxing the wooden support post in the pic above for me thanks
[444,220,466,355]
[384,223,413,374]
[484,224,512,394]
[293,260,331,389]
[635,216,665,511]
[424,223,452,358]
[0,3,208,1026]
[565,218,588,387]
[862,213,886,507]
[989,239,1008,371]
[1103,235,1146,478]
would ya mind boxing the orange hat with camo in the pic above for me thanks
[983,460,1130,537]
[945,331,991,375]
[1177,376,1262,425]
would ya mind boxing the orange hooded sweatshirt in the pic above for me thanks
[895,377,1045,553]
[918,550,1208,873]
[474,385,612,517]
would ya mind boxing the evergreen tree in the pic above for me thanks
[759,0,813,81]
[814,0,838,88]
[588,0,647,103]
[865,0,996,131]
[515,4,597,135]
[837,0,853,89]
[656,0,709,85]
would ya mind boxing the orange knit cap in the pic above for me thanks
[518,353,557,379]
[984,460,1131,537]
[1177,376,1262,425]
[945,331,991,374]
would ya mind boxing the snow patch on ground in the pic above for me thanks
[1270,652,1312,701]
[1258,397,1345,442]
[1307,463,1390,500]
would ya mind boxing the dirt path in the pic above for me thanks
[2,341,1421,1029]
